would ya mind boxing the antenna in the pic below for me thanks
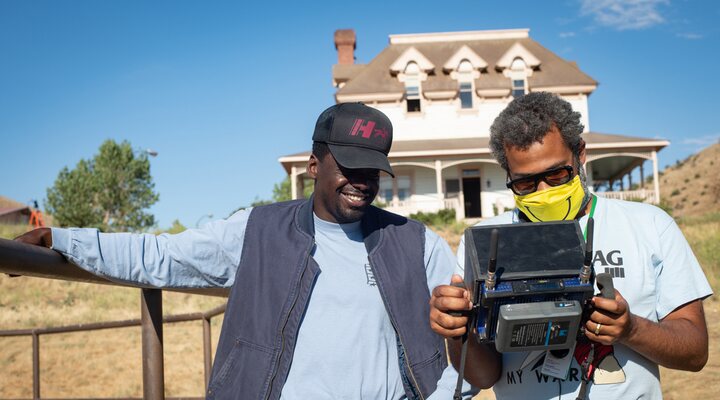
[579,217,594,284]
[485,228,499,290]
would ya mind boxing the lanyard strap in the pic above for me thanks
[582,195,597,241]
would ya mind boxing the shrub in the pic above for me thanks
[670,189,680,197]
[657,199,674,216]
[409,209,456,226]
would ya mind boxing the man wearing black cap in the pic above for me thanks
[16,103,470,399]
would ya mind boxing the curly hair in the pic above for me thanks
[489,92,585,171]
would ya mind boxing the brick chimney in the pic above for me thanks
[334,29,356,65]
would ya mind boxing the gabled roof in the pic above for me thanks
[0,206,31,217]
[334,29,597,100]
[443,45,488,71]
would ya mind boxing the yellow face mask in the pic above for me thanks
[514,175,586,222]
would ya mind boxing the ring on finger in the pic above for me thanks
[594,322,602,335]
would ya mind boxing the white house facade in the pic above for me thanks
[279,29,668,220]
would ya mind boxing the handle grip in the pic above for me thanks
[596,272,615,300]
[448,281,468,317]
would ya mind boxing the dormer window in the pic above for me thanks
[457,60,474,109]
[510,58,528,98]
[512,79,526,98]
[404,62,422,113]
[498,43,539,99]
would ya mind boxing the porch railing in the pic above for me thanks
[595,189,657,203]
[0,237,229,399]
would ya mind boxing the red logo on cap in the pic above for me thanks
[349,119,388,143]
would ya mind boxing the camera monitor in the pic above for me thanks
[462,220,594,352]
[464,220,586,284]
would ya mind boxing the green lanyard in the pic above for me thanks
[582,195,598,241]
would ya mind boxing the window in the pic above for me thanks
[510,58,528,98]
[404,62,422,113]
[457,60,474,109]
[379,176,393,203]
[406,86,421,112]
[459,82,473,109]
[397,176,411,201]
[512,79,526,98]
[445,179,460,198]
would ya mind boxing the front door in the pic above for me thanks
[462,175,482,218]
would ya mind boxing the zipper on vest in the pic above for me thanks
[264,240,315,400]
[369,259,425,400]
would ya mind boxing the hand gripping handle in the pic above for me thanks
[595,272,615,300]
[448,282,468,317]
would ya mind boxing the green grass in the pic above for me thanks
[0,223,31,240]
[677,212,720,295]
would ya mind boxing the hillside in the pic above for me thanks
[659,143,720,217]
[0,196,25,209]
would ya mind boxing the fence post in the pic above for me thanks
[32,331,40,399]
[141,288,164,400]
[203,318,212,389]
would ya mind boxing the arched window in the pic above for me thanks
[510,58,528,98]
[457,60,474,109]
[404,62,422,113]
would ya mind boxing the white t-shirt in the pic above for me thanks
[456,197,712,399]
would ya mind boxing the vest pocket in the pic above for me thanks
[409,349,446,396]
[207,338,276,399]
[411,349,444,370]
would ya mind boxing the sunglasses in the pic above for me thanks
[506,165,575,195]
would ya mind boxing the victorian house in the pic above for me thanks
[279,29,667,220]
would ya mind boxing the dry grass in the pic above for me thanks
[1,209,718,398]
[659,143,720,218]
[0,282,226,398]
[0,224,31,243]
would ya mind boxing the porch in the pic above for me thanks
[278,132,669,222]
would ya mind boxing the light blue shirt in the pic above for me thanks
[51,207,475,399]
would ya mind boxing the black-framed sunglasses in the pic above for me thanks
[506,165,575,195]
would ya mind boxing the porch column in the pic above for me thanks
[392,179,399,208]
[640,164,645,189]
[298,176,305,199]
[435,160,444,209]
[652,151,660,204]
[291,166,298,200]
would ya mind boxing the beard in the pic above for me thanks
[576,157,592,211]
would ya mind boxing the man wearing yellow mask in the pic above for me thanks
[429,92,711,399]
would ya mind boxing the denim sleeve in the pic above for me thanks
[50,208,252,288]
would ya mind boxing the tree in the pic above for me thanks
[153,219,187,235]
[271,176,314,202]
[230,176,315,216]
[46,140,159,232]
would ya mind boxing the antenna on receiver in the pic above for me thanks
[486,228,499,291]
[579,218,594,284]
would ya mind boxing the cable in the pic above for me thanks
[558,379,562,400]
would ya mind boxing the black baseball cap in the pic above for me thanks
[312,103,394,177]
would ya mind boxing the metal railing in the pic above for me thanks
[0,238,230,399]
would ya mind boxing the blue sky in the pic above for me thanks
[1,0,718,229]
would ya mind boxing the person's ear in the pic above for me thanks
[307,154,319,179]
[578,139,587,165]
